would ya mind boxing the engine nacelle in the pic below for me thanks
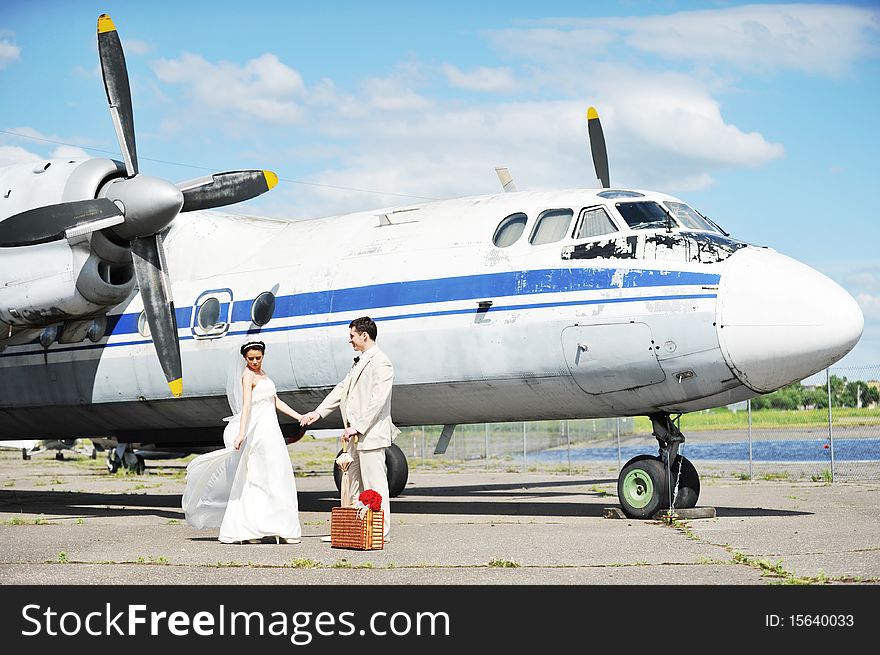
[0,158,135,344]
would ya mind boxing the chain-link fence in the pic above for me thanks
[397,364,880,482]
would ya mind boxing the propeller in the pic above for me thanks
[0,14,280,397]
[178,170,279,212]
[0,199,123,247]
[587,106,610,189]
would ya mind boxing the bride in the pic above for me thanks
[183,340,303,544]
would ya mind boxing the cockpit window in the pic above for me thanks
[615,201,675,231]
[529,208,573,245]
[492,213,528,248]
[663,201,718,233]
[574,206,618,240]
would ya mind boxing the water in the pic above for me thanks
[531,438,880,463]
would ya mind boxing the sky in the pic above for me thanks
[1,0,879,377]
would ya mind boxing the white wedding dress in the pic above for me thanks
[182,374,301,543]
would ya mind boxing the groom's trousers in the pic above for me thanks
[347,442,390,538]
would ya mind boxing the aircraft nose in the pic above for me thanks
[717,247,863,393]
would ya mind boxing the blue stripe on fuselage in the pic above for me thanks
[36,267,722,345]
[117,267,719,336]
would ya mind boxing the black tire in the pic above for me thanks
[617,455,669,519]
[332,442,409,498]
[385,442,409,498]
[669,455,700,509]
[134,454,146,475]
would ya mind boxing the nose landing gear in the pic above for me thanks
[617,413,701,519]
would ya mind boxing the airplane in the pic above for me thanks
[0,14,864,519]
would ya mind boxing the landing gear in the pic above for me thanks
[106,444,146,475]
[332,442,409,498]
[616,413,701,519]
[618,455,668,519]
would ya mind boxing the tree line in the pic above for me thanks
[750,376,879,410]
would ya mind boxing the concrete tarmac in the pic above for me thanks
[1,448,878,585]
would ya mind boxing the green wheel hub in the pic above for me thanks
[621,468,655,509]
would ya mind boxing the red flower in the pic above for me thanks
[358,490,382,512]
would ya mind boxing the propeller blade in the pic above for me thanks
[130,235,183,397]
[98,14,138,177]
[587,107,610,189]
[0,198,123,247]
[178,170,279,212]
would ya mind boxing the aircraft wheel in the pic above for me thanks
[617,455,668,519]
[386,442,408,498]
[90,447,97,460]
[670,456,700,509]
[331,442,409,498]
[55,452,64,461]
[107,455,120,473]
[134,454,146,475]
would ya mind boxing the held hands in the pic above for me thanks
[300,411,321,426]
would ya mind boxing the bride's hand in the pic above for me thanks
[233,435,244,450]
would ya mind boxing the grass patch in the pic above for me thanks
[57,552,70,564]
[487,558,520,568]
[810,469,833,483]
[761,472,792,481]
[288,558,322,569]
[635,407,880,432]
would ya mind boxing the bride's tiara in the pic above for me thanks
[240,340,266,355]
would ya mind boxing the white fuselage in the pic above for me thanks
[0,188,863,443]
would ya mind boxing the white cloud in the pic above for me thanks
[847,269,880,294]
[153,52,307,124]
[856,293,880,320]
[360,62,431,112]
[506,4,880,76]
[361,76,431,111]
[0,144,40,167]
[592,66,785,189]
[122,38,152,56]
[0,39,20,68]
[442,64,519,93]
[1,128,95,164]
[50,145,90,160]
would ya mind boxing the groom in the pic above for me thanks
[301,316,399,540]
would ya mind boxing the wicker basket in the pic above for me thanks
[330,506,384,550]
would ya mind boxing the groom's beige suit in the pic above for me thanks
[315,344,399,537]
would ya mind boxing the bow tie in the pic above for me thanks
[352,356,360,366]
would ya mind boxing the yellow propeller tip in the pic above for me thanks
[168,379,183,398]
[97,14,116,34]
[264,170,279,190]
[587,107,599,120]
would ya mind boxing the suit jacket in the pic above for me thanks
[316,345,400,450]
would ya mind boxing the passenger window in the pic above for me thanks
[251,291,276,327]
[191,289,233,339]
[529,208,573,245]
[574,206,618,240]
[197,298,221,330]
[492,213,528,248]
